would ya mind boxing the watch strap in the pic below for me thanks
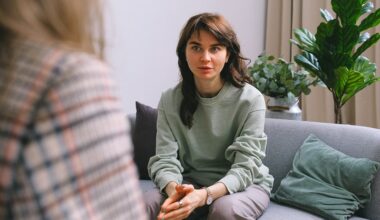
[203,187,213,205]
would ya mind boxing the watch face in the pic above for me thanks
[206,196,213,205]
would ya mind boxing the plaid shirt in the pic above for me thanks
[0,41,147,220]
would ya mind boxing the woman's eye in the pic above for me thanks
[210,47,221,53]
[191,46,201,52]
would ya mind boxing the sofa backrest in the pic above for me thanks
[263,118,380,219]
[128,114,380,219]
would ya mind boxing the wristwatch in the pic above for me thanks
[204,187,213,205]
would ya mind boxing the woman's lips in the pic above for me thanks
[198,67,212,74]
[198,67,213,72]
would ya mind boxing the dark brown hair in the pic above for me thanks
[176,12,251,128]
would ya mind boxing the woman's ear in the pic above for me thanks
[226,53,230,63]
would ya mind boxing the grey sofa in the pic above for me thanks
[128,114,380,220]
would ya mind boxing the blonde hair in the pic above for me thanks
[0,0,105,58]
[0,0,106,113]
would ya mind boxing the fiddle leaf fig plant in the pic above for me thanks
[248,54,319,103]
[291,0,380,123]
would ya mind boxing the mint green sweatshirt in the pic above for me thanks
[148,82,273,194]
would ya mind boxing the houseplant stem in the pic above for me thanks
[333,96,342,124]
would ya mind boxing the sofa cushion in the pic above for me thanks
[132,101,158,179]
[259,202,367,220]
[272,134,379,220]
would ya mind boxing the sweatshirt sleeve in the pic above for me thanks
[147,94,183,191]
[218,93,268,194]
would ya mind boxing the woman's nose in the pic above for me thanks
[200,51,211,62]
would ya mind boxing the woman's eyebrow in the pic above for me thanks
[188,41,201,45]
[188,41,224,47]
[210,43,224,47]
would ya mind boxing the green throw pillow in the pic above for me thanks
[272,134,379,220]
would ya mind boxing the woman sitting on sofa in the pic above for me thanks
[147,12,273,220]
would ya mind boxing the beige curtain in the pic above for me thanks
[265,0,380,129]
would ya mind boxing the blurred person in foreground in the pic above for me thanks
[0,1,147,219]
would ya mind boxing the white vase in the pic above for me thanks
[266,97,302,120]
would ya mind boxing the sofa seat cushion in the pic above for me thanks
[259,202,367,220]
[139,179,157,193]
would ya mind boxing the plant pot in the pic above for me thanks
[266,97,302,120]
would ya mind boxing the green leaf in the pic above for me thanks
[345,71,364,95]
[359,7,380,31]
[334,67,349,98]
[252,72,260,80]
[292,28,318,53]
[315,20,338,54]
[353,33,380,60]
[258,83,266,93]
[303,87,311,95]
[358,32,370,43]
[361,1,374,15]
[336,68,364,106]
[331,0,363,25]
[339,25,360,53]
[320,9,334,22]
[259,78,267,84]
[352,56,376,77]
[269,81,278,90]
[290,39,301,48]
[341,76,380,106]
[278,87,286,94]
[294,53,322,78]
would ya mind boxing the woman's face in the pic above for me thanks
[185,30,229,85]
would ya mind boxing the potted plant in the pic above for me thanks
[291,0,380,123]
[248,54,319,119]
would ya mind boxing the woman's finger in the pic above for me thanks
[163,190,184,206]
[160,203,193,220]
[182,184,194,194]
[175,184,194,197]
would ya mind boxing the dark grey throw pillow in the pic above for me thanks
[132,101,158,179]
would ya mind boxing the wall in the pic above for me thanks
[105,0,266,113]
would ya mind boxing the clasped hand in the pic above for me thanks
[157,184,205,220]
